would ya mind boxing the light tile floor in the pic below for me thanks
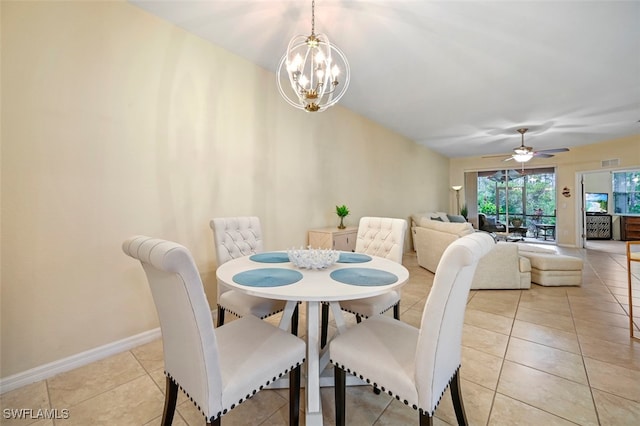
[2,243,639,425]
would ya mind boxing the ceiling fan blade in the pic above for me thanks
[536,147,570,154]
[503,156,515,162]
[533,152,554,158]
[482,154,511,159]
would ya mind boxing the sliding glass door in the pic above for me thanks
[477,167,556,237]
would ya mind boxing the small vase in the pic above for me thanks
[338,217,345,229]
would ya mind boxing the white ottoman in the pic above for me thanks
[519,252,583,286]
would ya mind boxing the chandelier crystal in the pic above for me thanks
[277,0,350,112]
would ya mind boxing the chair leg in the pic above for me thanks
[161,377,178,426]
[450,369,468,426]
[289,365,301,426]
[334,366,346,426]
[291,304,299,336]
[419,411,434,426]
[207,417,221,426]
[321,303,329,348]
[216,305,225,327]
[393,302,400,320]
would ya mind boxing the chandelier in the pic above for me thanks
[276,0,350,112]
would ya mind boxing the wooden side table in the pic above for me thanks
[627,241,640,340]
[308,226,357,252]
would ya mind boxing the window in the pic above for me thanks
[613,171,640,214]
[477,167,556,227]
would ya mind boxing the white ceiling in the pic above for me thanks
[130,0,640,158]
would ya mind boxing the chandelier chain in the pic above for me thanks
[311,0,315,35]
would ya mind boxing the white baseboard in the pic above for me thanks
[0,328,161,395]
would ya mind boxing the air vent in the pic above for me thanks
[601,159,620,168]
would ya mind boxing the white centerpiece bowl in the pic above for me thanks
[288,247,340,270]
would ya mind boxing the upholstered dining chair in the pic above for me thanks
[330,231,494,426]
[123,236,306,426]
[210,217,298,334]
[320,217,407,348]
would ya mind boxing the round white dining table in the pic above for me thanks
[216,251,410,426]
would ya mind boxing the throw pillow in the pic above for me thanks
[447,214,466,223]
[431,216,443,221]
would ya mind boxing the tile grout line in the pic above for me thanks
[482,288,523,425]
[568,281,603,426]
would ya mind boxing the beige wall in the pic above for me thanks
[450,135,640,246]
[0,2,449,377]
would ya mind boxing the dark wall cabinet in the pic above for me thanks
[621,216,640,241]
[586,214,612,240]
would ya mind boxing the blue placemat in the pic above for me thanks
[233,268,302,287]
[330,268,398,286]
[249,252,290,263]
[337,253,372,263]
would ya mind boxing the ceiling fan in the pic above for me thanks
[485,128,570,163]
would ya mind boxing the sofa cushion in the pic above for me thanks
[516,244,556,254]
[446,214,466,223]
[418,219,474,236]
[521,252,583,271]
[412,212,449,226]
[518,256,532,273]
[531,269,582,286]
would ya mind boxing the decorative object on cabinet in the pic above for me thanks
[621,216,640,241]
[335,204,350,229]
[308,226,357,251]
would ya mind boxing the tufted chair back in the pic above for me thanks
[122,236,222,418]
[415,231,493,414]
[124,235,305,424]
[355,217,407,263]
[210,216,263,266]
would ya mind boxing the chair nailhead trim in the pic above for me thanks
[167,359,305,422]
[322,299,398,318]
[339,303,397,318]
[218,305,284,320]
[329,362,461,415]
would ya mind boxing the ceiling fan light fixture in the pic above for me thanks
[513,152,534,162]
[276,0,350,112]
[512,128,534,162]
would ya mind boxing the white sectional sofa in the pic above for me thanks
[516,245,583,286]
[411,212,474,272]
[411,212,532,289]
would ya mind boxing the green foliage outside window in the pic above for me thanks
[477,168,557,225]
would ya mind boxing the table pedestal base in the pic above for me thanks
[277,300,367,425]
